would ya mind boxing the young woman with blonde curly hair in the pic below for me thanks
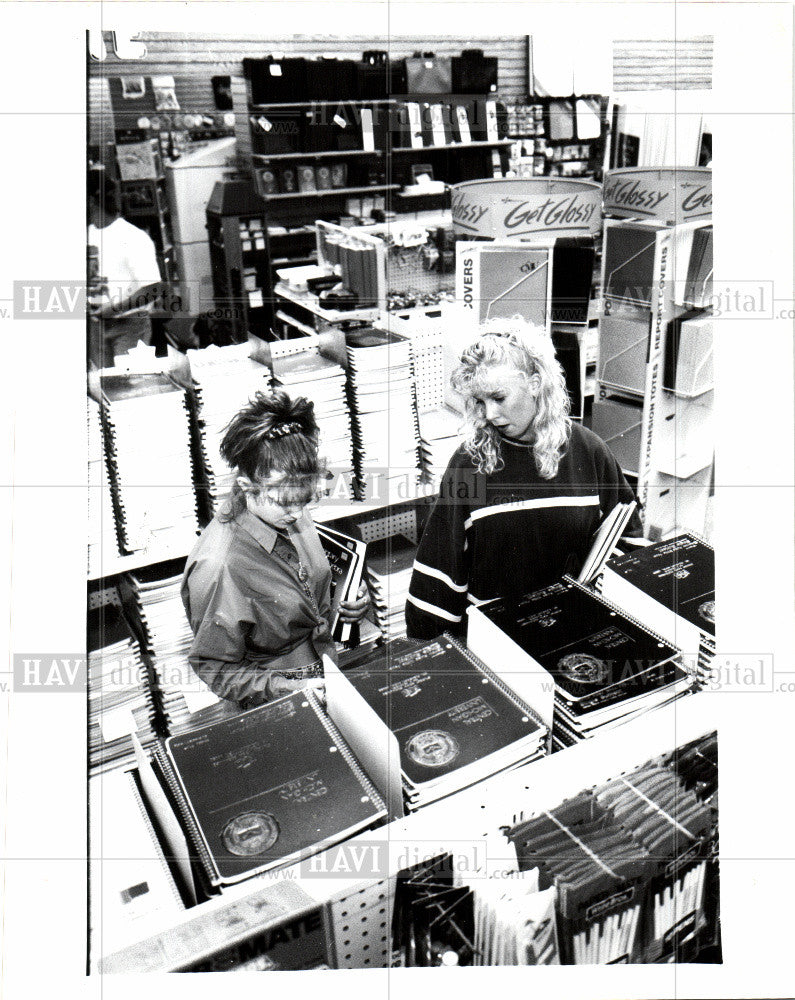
[406,317,643,640]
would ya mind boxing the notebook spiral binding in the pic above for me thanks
[125,770,184,907]
[305,690,387,814]
[99,398,132,552]
[152,742,219,883]
[563,576,684,660]
[443,633,548,738]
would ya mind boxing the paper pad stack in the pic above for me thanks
[188,346,272,514]
[127,562,226,736]
[271,351,355,500]
[87,395,120,571]
[101,374,199,554]
[88,603,158,774]
[346,329,421,499]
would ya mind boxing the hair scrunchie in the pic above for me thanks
[263,420,302,440]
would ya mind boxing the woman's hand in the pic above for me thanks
[267,674,326,706]
[338,583,370,624]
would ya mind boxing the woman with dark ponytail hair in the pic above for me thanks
[181,390,369,709]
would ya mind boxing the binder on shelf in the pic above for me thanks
[653,390,714,479]
[154,692,386,887]
[597,305,652,398]
[406,102,425,149]
[644,467,713,543]
[602,222,662,309]
[591,397,643,477]
[663,313,713,398]
[453,105,472,144]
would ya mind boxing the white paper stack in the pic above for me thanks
[128,563,227,736]
[417,404,462,482]
[87,396,120,571]
[188,346,272,513]
[365,534,417,640]
[89,769,184,963]
[88,604,158,774]
[346,328,421,498]
[101,374,200,554]
[271,351,355,501]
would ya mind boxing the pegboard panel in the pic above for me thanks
[356,507,417,545]
[381,307,447,411]
[88,585,122,610]
[326,880,393,969]
[385,242,454,300]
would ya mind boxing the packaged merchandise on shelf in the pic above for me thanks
[153,691,387,887]
[87,603,158,774]
[504,730,718,963]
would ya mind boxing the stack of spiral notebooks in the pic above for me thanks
[599,532,715,679]
[153,691,386,886]
[342,636,547,811]
[100,373,200,554]
[126,560,224,736]
[468,577,692,750]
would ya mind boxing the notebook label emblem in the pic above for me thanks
[406,730,460,768]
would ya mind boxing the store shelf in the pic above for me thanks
[88,539,199,581]
[260,184,399,202]
[392,139,513,152]
[88,483,440,581]
[274,281,379,323]
[253,150,384,162]
[249,100,396,111]
[275,309,316,337]
[98,692,719,973]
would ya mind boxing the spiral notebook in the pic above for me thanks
[600,532,715,653]
[155,691,386,885]
[468,577,690,746]
[342,636,547,810]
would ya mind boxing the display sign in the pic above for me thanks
[603,168,712,223]
[455,242,552,335]
[451,178,602,240]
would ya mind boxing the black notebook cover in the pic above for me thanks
[606,533,715,636]
[163,693,384,884]
[480,580,681,705]
[344,637,543,787]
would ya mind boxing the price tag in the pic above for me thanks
[269,63,283,77]
[333,113,346,129]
